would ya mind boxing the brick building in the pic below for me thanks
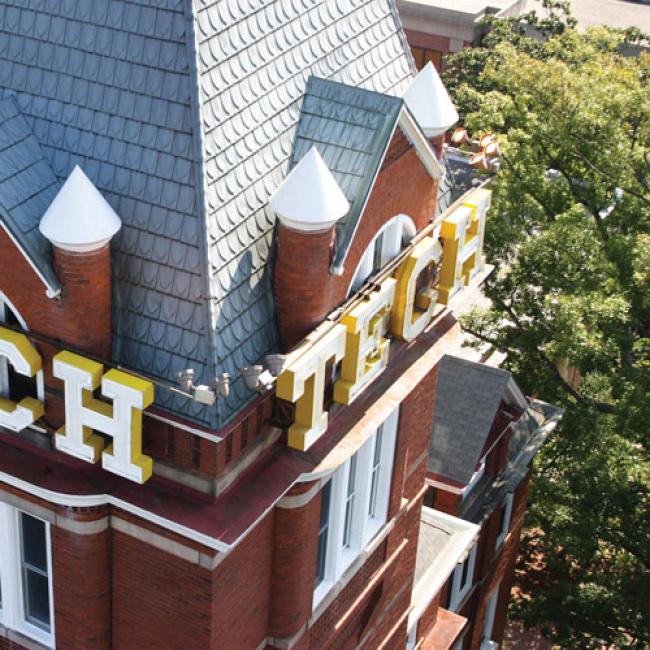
[0,2,558,649]
[395,0,528,71]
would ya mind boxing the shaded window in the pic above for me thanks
[410,46,443,71]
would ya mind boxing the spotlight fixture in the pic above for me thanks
[479,132,496,148]
[264,354,286,377]
[242,365,275,393]
[176,369,195,393]
[469,152,490,172]
[211,372,231,398]
[176,368,230,404]
[451,127,470,145]
[483,140,500,157]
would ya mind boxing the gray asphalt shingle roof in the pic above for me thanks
[291,76,403,269]
[0,96,60,294]
[0,0,415,429]
[428,355,511,484]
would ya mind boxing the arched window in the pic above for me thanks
[348,214,416,296]
[0,291,44,418]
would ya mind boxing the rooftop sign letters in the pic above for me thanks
[277,188,491,452]
[0,329,154,484]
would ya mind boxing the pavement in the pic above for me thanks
[524,0,650,33]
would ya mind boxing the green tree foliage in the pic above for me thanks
[444,3,649,647]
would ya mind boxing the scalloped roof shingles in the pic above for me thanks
[0,0,415,429]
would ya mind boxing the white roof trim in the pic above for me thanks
[403,62,459,138]
[270,147,350,232]
[0,468,230,553]
[39,165,121,253]
[398,107,443,179]
[409,507,479,627]
[505,377,529,410]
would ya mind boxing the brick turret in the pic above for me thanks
[270,147,350,352]
[39,165,121,357]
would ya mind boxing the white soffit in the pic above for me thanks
[39,165,122,253]
[403,62,459,138]
[270,146,350,232]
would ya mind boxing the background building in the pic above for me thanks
[397,0,650,71]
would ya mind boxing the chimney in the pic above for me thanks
[271,147,349,352]
[403,62,459,157]
[39,166,121,358]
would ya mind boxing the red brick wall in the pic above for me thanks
[0,228,112,358]
[211,513,275,650]
[269,482,321,637]
[330,145,439,305]
[51,246,112,358]
[274,225,336,351]
[111,527,213,650]
[51,507,111,649]
[404,29,451,54]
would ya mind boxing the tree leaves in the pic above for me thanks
[445,7,650,648]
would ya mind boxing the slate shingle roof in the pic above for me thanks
[0,0,415,428]
[290,76,403,270]
[0,96,60,293]
[428,355,512,485]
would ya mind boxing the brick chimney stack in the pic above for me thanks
[270,147,349,352]
[403,61,459,158]
[39,165,121,358]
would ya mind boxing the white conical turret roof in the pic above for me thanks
[40,165,121,253]
[270,147,350,232]
[403,62,459,138]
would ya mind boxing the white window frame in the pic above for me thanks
[313,408,399,607]
[449,542,477,612]
[0,502,55,648]
[348,215,416,295]
[495,493,514,550]
[0,291,45,414]
[405,620,417,650]
[481,584,500,646]
[460,461,485,502]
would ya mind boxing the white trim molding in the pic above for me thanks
[0,503,55,648]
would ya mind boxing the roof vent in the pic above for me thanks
[39,166,121,253]
[403,62,459,138]
[270,147,350,232]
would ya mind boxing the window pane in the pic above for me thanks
[343,455,357,547]
[23,570,50,629]
[315,481,332,586]
[368,426,384,517]
[20,513,47,571]
[372,231,384,273]
[460,556,470,588]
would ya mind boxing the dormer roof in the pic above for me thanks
[40,166,121,253]
[290,76,442,273]
[403,62,459,137]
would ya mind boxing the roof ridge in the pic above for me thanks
[183,0,219,405]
